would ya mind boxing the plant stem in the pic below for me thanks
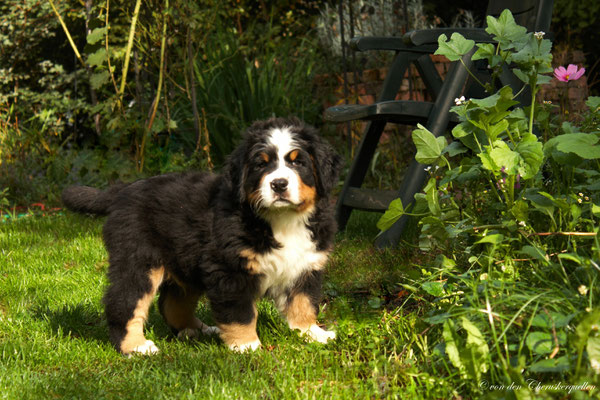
[48,0,86,68]
[507,175,515,207]
[139,0,168,172]
[118,0,142,113]
[105,0,119,97]
[459,59,487,92]
[528,76,537,136]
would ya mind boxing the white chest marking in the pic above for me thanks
[256,213,328,310]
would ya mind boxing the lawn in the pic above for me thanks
[0,212,454,399]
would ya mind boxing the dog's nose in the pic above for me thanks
[270,178,288,194]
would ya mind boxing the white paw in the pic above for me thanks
[130,340,160,355]
[305,325,336,344]
[229,339,261,352]
[202,325,221,335]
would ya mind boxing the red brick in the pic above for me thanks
[362,68,380,82]
[358,95,375,104]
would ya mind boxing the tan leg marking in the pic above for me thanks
[161,290,219,338]
[285,293,336,344]
[218,308,260,352]
[285,293,317,331]
[120,267,164,355]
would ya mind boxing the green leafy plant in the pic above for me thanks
[379,9,600,395]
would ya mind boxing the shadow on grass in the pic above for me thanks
[32,302,109,343]
[32,301,224,349]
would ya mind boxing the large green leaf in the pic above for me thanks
[86,27,107,45]
[452,122,473,139]
[526,331,566,355]
[443,141,468,157]
[434,33,475,61]
[475,234,504,245]
[485,9,528,48]
[489,141,520,174]
[471,43,495,62]
[520,245,549,265]
[443,318,489,381]
[552,133,600,160]
[422,281,444,297]
[529,356,570,373]
[443,319,465,374]
[424,178,441,216]
[87,48,107,68]
[573,310,600,367]
[586,96,600,111]
[470,92,500,109]
[486,119,509,142]
[587,336,600,373]
[376,198,404,232]
[89,70,109,90]
[531,312,575,329]
[462,317,489,380]
[413,124,446,164]
[515,133,544,179]
[478,151,498,172]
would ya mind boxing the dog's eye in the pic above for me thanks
[255,160,268,169]
[291,158,304,167]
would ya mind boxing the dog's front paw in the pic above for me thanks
[177,325,221,340]
[202,325,221,335]
[229,339,261,353]
[305,325,336,344]
[128,340,160,356]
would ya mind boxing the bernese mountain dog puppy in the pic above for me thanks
[62,117,342,355]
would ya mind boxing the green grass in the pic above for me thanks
[4,212,600,399]
[0,212,456,399]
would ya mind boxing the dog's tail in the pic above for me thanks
[61,184,125,216]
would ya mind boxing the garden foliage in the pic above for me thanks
[0,0,323,205]
[379,10,600,397]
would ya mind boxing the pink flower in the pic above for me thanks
[553,64,586,82]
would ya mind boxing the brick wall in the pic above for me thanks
[538,50,589,114]
[318,51,589,138]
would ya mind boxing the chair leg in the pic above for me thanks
[374,158,426,247]
[375,50,476,247]
[336,120,387,230]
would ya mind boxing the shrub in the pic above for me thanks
[0,1,323,206]
[379,10,600,396]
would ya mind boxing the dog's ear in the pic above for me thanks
[312,138,343,198]
[293,121,342,198]
[224,140,249,203]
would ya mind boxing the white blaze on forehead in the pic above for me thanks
[258,127,302,208]
[267,127,296,159]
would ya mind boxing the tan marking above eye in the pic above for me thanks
[289,150,299,162]
[260,152,269,163]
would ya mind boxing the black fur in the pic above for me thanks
[62,117,342,353]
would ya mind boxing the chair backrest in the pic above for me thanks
[464,0,554,104]
[486,0,554,32]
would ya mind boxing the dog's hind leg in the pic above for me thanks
[104,266,165,355]
[158,281,220,339]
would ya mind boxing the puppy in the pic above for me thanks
[62,117,342,355]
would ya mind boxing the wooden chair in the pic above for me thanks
[325,0,554,247]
